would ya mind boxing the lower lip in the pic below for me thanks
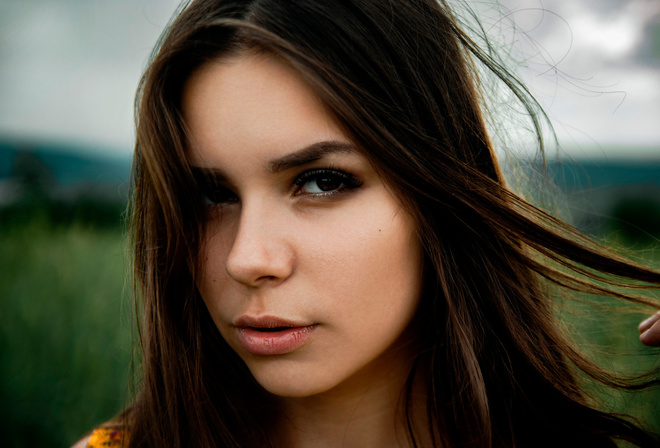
[237,325,317,355]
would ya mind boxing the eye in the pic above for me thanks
[294,169,362,196]
[192,170,238,206]
[201,184,239,205]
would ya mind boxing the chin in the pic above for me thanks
[260,382,327,398]
[245,359,342,398]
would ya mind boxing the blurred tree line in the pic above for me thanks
[0,149,127,230]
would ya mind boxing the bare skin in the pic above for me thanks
[183,52,426,447]
[271,346,422,448]
[71,435,90,448]
[639,311,660,346]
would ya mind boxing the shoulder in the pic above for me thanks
[71,427,128,448]
[71,434,91,448]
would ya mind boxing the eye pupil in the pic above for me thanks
[207,188,232,203]
[222,190,238,203]
[295,169,359,196]
[202,184,238,205]
[316,176,342,191]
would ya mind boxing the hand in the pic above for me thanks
[639,311,660,347]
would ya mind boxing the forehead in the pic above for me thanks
[181,52,346,167]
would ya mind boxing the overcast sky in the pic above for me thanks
[0,0,658,159]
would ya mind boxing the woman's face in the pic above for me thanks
[183,52,423,398]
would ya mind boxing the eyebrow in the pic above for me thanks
[268,140,356,173]
[189,140,357,180]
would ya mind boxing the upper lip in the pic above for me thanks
[234,315,312,329]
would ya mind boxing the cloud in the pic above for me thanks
[490,0,660,148]
[0,0,180,155]
[0,0,658,156]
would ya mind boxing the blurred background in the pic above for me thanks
[0,0,659,446]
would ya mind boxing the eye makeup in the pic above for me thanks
[190,164,364,207]
[292,168,363,197]
[191,168,238,206]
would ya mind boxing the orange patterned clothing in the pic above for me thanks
[86,427,128,447]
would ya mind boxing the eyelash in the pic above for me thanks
[198,168,363,206]
[292,168,363,197]
[200,184,238,206]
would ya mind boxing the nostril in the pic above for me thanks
[224,225,295,286]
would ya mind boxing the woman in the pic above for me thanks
[77,0,660,447]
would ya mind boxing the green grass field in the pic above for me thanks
[1,220,659,447]
[1,222,132,447]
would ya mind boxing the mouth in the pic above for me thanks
[234,315,311,330]
[234,316,317,356]
[248,326,295,332]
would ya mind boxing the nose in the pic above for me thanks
[225,202,295,287]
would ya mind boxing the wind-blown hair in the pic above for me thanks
[127,0,660,447]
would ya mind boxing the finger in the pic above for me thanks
[639,311,660,333]
[640,313,660,347]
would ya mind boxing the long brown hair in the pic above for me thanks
[127,0,660,446]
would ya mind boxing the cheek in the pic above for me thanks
[301,199,423,329]
[195,227,236,322]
